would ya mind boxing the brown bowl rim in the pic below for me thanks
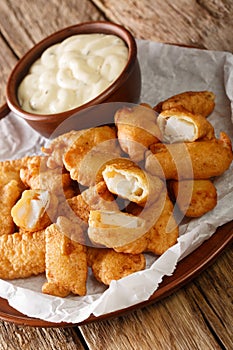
[6,21,138,122]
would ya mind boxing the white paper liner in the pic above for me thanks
[0,40,232,324]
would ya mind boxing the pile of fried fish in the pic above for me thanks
[0,91,232,298]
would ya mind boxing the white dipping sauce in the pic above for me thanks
[18,34,129,114]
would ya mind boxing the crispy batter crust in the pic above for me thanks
[115,105,161,162]
[0,229,45,279]
[63,126,121,186]
[146,132,233,180]
[87,247,145,285]
[20,155,75,200]
[170,179,217,217]
[42,222,87,297]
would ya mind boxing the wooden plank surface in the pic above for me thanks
[92,0,233,51]
[0,37,17,105]
[0,322,86,350]
[0,0,232,349]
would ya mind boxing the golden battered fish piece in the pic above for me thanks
[0,229,45,280]
[20,155,75,200]
[157,108,214,143]
[42,130,84,169]
[63,126,121,186]
[0,180,23,236]
[146,132,233,180]
[153,91,215,118]
[114,194,178,255]
[42,222,87,297]
[115,105,161,162]
[11,189,58,232]
[170,179,217,217]
[87,247,145,285]
[102,158,164,206]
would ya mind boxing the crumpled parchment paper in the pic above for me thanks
[0,40,232,324]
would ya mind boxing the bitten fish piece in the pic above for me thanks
[146,132,233,180]
[11,189,58,232]
[102,158,164,206]
[169,179,217,217]
[153,91,215,118]
[87,247,145,285]
[157,108,214,143]
[63,126,121,186]
[42,221,87,297]
[115,105,161,162]
[0,229,45,280]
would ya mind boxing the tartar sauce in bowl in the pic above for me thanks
[18,34,129,114]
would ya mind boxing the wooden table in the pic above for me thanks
[0,1,232,349]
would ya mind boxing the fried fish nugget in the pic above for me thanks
[63,126,121,186]
[42,130,83,169]
[153,91,215,118]
[170,179,217,217]
[157,108,214,143]
[102,158,164,206]
[0,180,23,236]
[11,189,58,232]
[20,155,75,200]
[114,194,178,255]
[0,229,45,280]
[87,247,145,285]
[115,105,161,162]
[146,132,233,180]
[42,222,87,297]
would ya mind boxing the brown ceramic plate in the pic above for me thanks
[0,103,232,327]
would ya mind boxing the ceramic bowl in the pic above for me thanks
[6,21,141,137]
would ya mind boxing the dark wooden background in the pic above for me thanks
[0,1,232,349]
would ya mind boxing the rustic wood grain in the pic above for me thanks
[0,322,85,350]
[0,36,17,106]
[191,247,233,350]
[80,284,222,350]
[0,0,105,56]
[92,0,233,51]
